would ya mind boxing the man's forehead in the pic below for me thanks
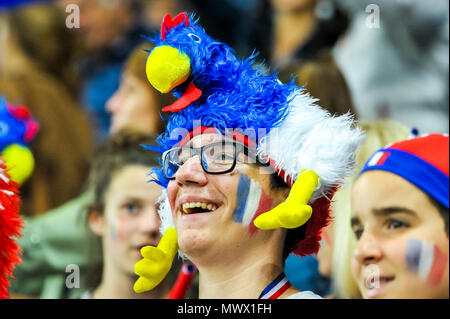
[183,133,230,147]
[177,126,257,148]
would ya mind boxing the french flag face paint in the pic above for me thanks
[232,174,273,235]
[405,238,448,286]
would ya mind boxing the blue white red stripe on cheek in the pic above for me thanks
[405,238,448,285]
[232,174,273,235]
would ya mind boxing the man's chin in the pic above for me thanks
[178,234,211,260]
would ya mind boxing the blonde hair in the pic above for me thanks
[331,119,410,298]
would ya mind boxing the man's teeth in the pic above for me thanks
[182,202,217,213]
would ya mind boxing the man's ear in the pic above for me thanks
[88,207,105,236]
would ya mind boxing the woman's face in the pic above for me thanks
[90,165,163,275]
[351,170,449,299]
[106,74,160,134]
[166,133,289,265]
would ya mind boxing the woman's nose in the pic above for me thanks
[106,90,121,114]
[353,231,383,266]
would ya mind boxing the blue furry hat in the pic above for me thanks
[143,12,364,256]
[146,13,302,185]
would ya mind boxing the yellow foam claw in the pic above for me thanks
[146,45,191,93]
[253,169,319,230]
[134,227,178,293]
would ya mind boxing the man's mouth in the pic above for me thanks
[181,201,218,214]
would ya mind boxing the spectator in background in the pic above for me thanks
[268,0,356,117]
[350,133,449,299]
[316,119,411,298]
[333,0,449,134]
[8,43,170,299]
[81,130,182,299]
[106,42,175,135]
[0,2,94,216]
[278,52,357,117]
[250,0,349,68]
[59,0,150,143]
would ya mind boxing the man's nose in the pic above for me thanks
[174,155,208,186]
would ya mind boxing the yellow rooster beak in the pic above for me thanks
[146,45,192,93]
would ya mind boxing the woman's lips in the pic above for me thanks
[364,276,395,298]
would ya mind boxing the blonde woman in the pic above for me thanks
[316,119,411,298]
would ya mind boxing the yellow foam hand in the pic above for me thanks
[134,227,179,293]
[253,169,319,229]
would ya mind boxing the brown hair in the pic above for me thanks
[87,128,160,214]
[1,11,94,216]
[278,49,358,118]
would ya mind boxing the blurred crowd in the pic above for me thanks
[0,0,448,299]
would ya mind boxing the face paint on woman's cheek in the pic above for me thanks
[405,238,449,285]
[110,215,127,242]
[232,174,273,235]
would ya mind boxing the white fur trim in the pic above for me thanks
[157,189,175,234]
[157,189,187,259]
[257,89,365,202]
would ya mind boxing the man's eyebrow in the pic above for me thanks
[372,207,417,217]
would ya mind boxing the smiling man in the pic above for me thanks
[351,133,449,299]
[133,12,363,299]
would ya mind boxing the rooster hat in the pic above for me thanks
[143,12,364,257]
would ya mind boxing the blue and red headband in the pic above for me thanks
[360,134,449,209]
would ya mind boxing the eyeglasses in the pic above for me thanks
[162,141,268,180]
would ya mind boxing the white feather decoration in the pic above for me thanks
[257,89,365,202]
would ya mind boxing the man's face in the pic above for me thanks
[350,170,449,299]
[166,133,289,265]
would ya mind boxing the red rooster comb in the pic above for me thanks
[161,12,190,40]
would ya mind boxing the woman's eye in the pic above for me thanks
[188,33,201,43]
[386,219,409,230]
